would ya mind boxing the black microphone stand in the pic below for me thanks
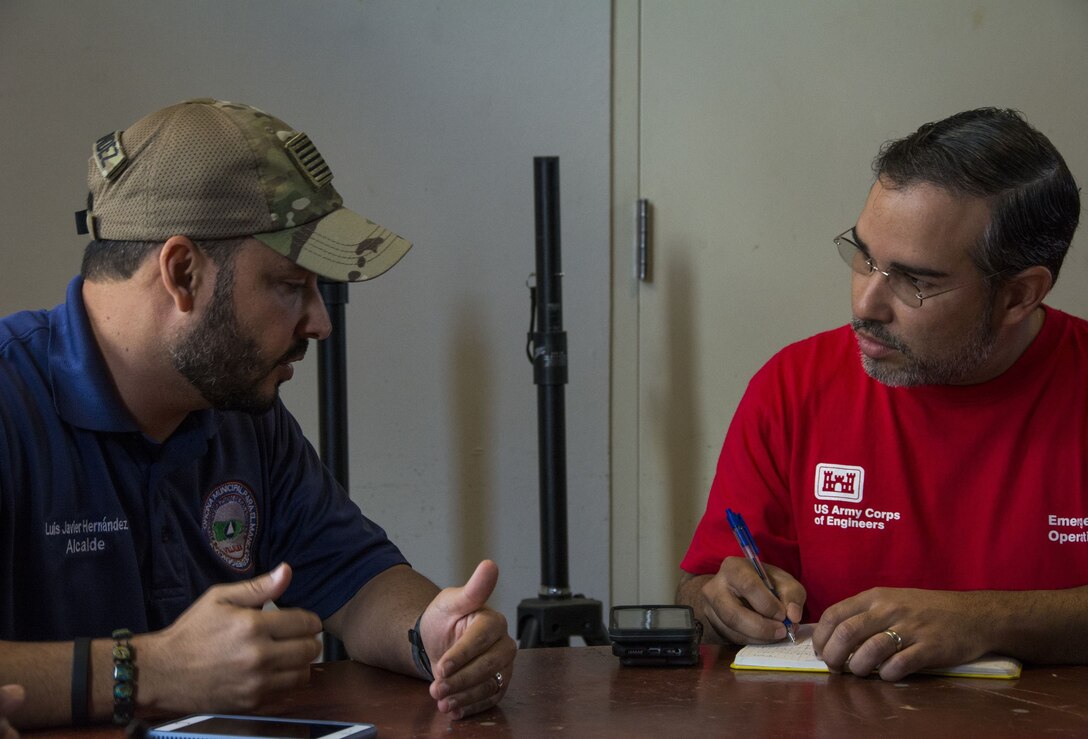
[318,278,350,661]
[516,157,608,648]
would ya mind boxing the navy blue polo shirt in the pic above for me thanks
[0,277,408,640]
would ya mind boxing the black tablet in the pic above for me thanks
[147,714,377,739]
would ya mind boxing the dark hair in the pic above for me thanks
[80,238,245,281]
[874,108,1080,285]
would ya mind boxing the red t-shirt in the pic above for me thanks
[681,306,1088,621]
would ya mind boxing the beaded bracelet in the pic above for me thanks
[111,629,136,725]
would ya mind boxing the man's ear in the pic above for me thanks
[997,265,1053,327]
[159,236,206,313]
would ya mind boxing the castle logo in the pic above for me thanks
[814,463,864,503]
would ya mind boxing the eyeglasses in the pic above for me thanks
[833,228,998,308]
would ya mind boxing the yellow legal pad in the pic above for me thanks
[730,624,1021,679]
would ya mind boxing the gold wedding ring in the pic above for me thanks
[883,629,904,652]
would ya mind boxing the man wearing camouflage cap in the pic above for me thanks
[0,99,515,729]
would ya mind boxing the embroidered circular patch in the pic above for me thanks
[201,481,258,572]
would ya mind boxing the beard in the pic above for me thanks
[170,268,308,414]
[852,299,997,387]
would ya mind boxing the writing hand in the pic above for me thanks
[0,684,25,739]
[421,560,516,719]
[700,556,805,644]
[139,563,323,714]
[812,587,987,680]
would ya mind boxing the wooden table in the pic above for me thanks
[25,645,1088,737]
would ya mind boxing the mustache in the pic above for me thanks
[277,339,309,365]
[850,318,910,355]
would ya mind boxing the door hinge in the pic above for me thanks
[636,198,651,281]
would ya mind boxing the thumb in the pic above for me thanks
[444,560,499,617]
[0,684,25,713]
[218,562,293,609]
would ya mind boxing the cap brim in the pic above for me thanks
[253,207,412,282]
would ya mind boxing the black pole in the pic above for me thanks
[318,279,349,662]
[532,157,571,596]
[517,157,607,648]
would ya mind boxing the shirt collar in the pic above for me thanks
[49,276,219,442]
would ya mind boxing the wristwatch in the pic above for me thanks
[407,613,434,680]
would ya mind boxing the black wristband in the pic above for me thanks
[111,629,136,725]
[407,613,434,680]
[71,637,91,725]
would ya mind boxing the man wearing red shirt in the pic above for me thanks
[678,108,1084,680]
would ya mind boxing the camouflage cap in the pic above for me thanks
[76,98,411,282]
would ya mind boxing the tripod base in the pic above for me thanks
[517,596,609,648]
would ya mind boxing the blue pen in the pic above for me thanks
[726,508,797,643]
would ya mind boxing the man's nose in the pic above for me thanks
[852,269,895,324]
[301,282,333,340]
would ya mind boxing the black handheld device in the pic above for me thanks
[147,714,377,738]
[608,605,701,666]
